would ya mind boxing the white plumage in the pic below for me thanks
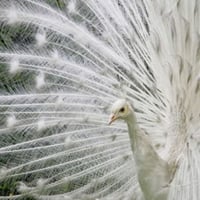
[0,0,199,199]
[109,99,171,200]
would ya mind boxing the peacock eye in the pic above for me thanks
[119,107,125,112]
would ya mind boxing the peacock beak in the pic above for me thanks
[108,114,118,125]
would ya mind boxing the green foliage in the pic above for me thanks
[0,179,35,199]
[47,0,66,9]
[0,180,18,196]
[0,24,34,50]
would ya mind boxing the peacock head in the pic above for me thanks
[109,99,133,125]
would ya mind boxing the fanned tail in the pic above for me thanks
[0,0,200,199]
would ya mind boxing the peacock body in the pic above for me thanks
[0,0,199,199]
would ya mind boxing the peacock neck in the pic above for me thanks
[126,111,140,152]
[125,110,170,200]
[126,111,157,156]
